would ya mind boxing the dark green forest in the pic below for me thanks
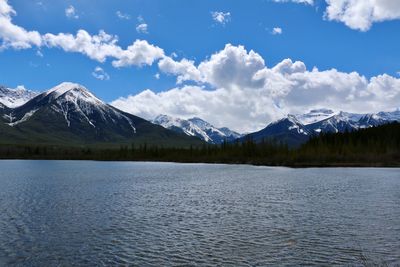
[0,122,399,167]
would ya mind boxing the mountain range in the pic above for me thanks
[152,115,243,144]
[1,82,399,148]
[0,83,202,147]
[243,109,400,147]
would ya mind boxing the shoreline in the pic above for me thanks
[0,157,399,168]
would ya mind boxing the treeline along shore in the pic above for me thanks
[0,122,399,167]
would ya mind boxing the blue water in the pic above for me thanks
[0,160,399,266]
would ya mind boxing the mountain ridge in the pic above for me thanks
[1,82,399,147]
[0,82,203,147]
[243,108,400,147]
[0,85,38,108]
[153,114,243,144]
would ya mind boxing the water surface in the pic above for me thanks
[0,160,399,266]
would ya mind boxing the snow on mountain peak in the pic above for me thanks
[153,114,243,144]
[45,82,103,105]
[0,85,38,108]
[295,109,336,125]
[46,82,87,97]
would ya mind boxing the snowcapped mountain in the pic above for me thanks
[305,111,364,134]
[0,82,202,146]
[7,83,137,132]
[243,108,400,147]
[0,85,38,108]
[153,115,243,144]
[295,109,336,125]
[242,115,310,147]
[358,109,400,128]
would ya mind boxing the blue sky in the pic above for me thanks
[1,0,400,131]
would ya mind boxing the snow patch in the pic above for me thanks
[8,109,38,126]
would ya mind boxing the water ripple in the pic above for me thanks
[0,161,399,266]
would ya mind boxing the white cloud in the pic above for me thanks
[44,31,163,67]
[65,5,78,19]
[0,0,42,49]
[274,0,400,31]
[211,11,231,25]
[43,30,121,62]
[158,44,266,88]
[116,11,130,20]
[136,23,148,34]
[198,44,266,89]
[272,27,283,35]
[158,57,202,84]
[154,73,160,80]
[136,16,148,34]
[324,0,400,31]
[112,45,400,133]
[0,0,164,67]
[112,85,282,133]
[92,66,110,80]
[111,40,164,67]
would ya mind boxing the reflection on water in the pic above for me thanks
[0,160,399,266]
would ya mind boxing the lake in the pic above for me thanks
[0,160,399,266]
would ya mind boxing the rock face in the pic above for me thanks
[153,114,243,144]
[0,82,203,147]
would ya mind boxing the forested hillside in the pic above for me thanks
[0,123,399,167]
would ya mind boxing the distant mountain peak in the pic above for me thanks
[0,85,38,108]
[42,82,104,107]
[153,114,243,144]
[295,108,336,125]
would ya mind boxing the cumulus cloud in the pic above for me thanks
[324,0,400,31]
[211,11,231,25]
[158,44,266,89]
[275,0,400,31]
[43,30,121,62]
[92,66,110,80]
[0,0,164,66]
[0,0,42,49]
[44,31,163,66]
[112,85,282,133]
[112,45,400,133]
[111,40,163,67]
[272,27,283,35]
[65,5,79,19]
[158,57,202,84]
